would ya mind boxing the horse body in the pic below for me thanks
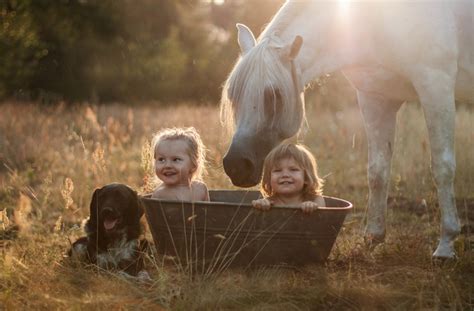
[275,1,472,101]
[221,0,473,258]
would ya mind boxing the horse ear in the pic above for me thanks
[288,35,303,60]
[236,23,256,55]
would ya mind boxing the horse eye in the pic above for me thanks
[264,88,282,117]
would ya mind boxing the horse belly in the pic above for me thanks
[455,1,474,104]
[343,66,418,103]
[361,1,472,91]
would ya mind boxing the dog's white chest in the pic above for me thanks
[96,238,138,269]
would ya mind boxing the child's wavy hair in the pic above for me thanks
[261,143,323,200]
[151,127,207,181]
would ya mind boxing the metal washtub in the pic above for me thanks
[142,190,352,270]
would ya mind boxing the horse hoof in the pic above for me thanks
[432,255,458,267]
[432,247,456,260]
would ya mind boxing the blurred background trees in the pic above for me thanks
[1,0,352,105]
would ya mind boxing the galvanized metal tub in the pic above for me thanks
[142,190,352,270]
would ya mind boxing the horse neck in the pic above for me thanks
[264,1,369,85]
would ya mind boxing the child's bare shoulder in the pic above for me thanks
[191,180,208,190]
[191,181,209,201]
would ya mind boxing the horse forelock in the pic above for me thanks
[220,38,300,136]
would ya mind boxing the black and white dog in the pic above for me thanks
[69,183,149,279]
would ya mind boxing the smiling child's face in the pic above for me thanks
[154,139,195,187]
[269,157,305,198]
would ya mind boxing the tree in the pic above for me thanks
[0,0,294,103]
[0,0,44,98]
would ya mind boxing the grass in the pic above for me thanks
[0,100,473,310]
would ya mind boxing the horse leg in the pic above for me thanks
[412,72,460,259]
[358,91,402,246]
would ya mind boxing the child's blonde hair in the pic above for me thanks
[261,143,323,200]
[151,127,206,181]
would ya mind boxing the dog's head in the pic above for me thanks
[86,183,143,240]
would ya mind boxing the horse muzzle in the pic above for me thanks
[223,152,261,187]
[223,133,277,187]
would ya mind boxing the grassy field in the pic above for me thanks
[0,101,473,310]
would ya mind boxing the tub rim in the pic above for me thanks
[140,190,353,212]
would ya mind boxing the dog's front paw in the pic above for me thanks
[68,237,89,261]
[117,270,152,283]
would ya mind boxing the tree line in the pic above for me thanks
[0,0,286,103]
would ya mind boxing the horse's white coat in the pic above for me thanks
[221,0,473,258]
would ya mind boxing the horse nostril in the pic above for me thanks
[223,155,235,175]
[241,157,254,173]
[223,154,255,180]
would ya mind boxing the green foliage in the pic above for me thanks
[0,0,45,97]
[32,1,123,100]
[1,0,342,103]
[0,0,124,100]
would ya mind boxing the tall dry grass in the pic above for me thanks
[0,101,473,310]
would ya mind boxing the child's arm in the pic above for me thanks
[252,198,272,211]
[301,196,326,214]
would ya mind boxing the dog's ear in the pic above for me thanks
[133,189,144,221]
[86,187,101,235]
[123,188,144,240]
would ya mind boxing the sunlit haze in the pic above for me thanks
[339,0,351,13]
[207,0,225,4]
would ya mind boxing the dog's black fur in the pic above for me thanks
[69,183,149,276]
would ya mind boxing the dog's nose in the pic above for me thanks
[101,207,117,217]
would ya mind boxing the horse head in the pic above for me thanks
[221,24,305,187]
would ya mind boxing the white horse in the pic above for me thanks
[220,0,473,258]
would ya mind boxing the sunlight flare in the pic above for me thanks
[338,0,352,16]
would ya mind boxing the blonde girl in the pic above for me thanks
[252,143,325,213]
[151,127,209,201]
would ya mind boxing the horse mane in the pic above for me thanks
[220,1,307,135]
